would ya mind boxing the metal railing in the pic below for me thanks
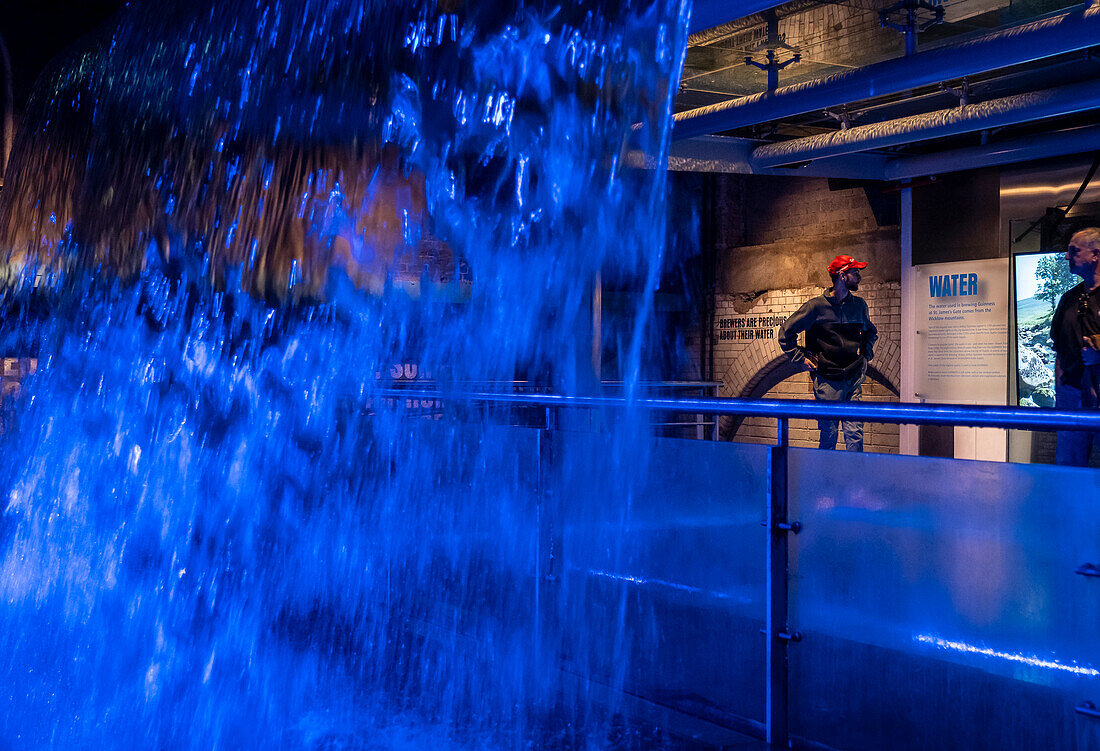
[384,389,1100,748]
[385,381,725,438]
[382,387,1100,432]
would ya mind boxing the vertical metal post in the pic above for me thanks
[534,426,559,710]
[534,427,545,705]
[592,271,602,379]
[766,416,791,748]
[905,7,918,55]
[899,185,918,455]
[764,10,779,92]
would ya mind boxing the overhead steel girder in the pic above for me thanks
[688,0,790,35]
[668,124,1100,181]
[883,124,1100,181]
[667,136,891,178]
[753,78,1100,167]
[673,2,1100,140]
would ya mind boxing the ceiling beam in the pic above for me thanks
[667,125,1100,183]
[884,124,1100,181]
[753,79,1100,168]
[667,135,889,179]
[674,2,1100,139]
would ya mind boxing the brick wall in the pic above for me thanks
[714,283,901,452]
[743,177,887,250]
[733,372,899,452]
[780,4,902,69]
[695,174,902,452]
[728,178,901,290]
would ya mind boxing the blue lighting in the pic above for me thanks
[0,0,689,748]
[586,568,754,605]
[915,634,1100,677]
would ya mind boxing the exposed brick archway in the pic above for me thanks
[718,339,901,443]
[718,338,784,399]
[713,282,901,449]
[719,337,900,400]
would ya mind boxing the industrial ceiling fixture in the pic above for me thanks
[742,10,802,92]
[879,0,945,55]
[672,0,1100,181]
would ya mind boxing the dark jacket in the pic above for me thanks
[778,292,878,381]
[1051,281,1100,388]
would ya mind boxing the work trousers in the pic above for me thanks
[1056,380,1100,466]
[811,372,865,451]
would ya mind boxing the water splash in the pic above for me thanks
[0,0,689,748]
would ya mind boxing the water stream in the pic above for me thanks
[0,1,689,748]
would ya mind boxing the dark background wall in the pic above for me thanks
[723,176,901,293]
[2,3,127,113]
[912,168,1001,264]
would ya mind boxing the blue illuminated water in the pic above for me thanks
[0,1,688,748]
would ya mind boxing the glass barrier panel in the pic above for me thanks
[545,430,769,729]
[387,421,545,710]
[788,449,1100,751]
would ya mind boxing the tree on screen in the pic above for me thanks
[1035,254,1074,311]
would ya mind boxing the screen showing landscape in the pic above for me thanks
[1014,251,1073,407]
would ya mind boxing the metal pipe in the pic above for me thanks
[765,417,791,748]
[381,389,1100,432]
[669,123,1100,180]
[752,79,1100,168]
[667,134,892,178]
[884,123,1100,180]
[673,2,1100,140]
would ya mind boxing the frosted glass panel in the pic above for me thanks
[549,432,769,726]
[788,448,1100,751]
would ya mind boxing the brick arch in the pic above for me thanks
[719,343,901,441]
[719,337,900,400]
[718,338,785,399]
[873,338,901,395]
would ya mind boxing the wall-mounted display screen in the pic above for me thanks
[1014,252,1073,407]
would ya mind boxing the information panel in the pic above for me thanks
[914,258,1010,404]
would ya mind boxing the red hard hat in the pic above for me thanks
[827,255,868,275]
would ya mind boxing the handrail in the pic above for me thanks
[380,389,1100,432]
[382,385,1100,745]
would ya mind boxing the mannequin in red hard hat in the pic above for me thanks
[777,255,879,451]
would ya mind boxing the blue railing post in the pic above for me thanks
[766,416,794,747]
[535,424,562,708]
[534,426,545,703]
